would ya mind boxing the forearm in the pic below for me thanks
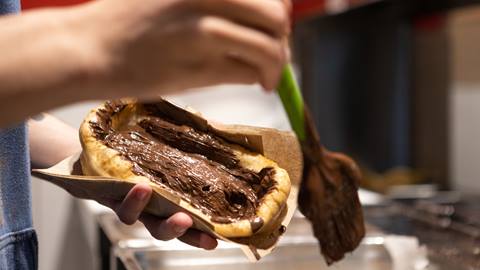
[0,4,109,127]
[0,0,290,127]
[28,113,81,169]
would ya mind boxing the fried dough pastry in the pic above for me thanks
[79,100,291,240]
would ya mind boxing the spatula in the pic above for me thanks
[277,64,366,264]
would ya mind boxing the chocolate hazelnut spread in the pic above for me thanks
[90,101,276,225]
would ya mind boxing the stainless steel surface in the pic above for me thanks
[106,215,393,270]
[97,189,480,270]
[98,211,439,270]
[117,237,392,270]
[366,200,480,270]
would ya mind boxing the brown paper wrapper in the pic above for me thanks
[32,100,302,261]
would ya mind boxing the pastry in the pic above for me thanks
[79,99,291,240]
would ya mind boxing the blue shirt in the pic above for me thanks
[0,124,32,235]
[0,0,18,14]
[0,1,38,269]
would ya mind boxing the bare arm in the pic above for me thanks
[0,0,290,127]
[0,4,114,127]
[28,114,80,169]
[22,0,290,250]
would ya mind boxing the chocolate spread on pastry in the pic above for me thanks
[90,101,276,225]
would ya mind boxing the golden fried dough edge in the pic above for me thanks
[79,102,291,238]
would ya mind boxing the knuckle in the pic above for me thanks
[197,16,222,37]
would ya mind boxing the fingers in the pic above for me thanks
[203,57,259,86]
[178,229,218,250]
[115,183,152,225]
[193,0,290,37]
[100,185,217,250]
[185,0,291,89]
[140,212,193,241]
[140,212,217,250]
[196,16,287,89]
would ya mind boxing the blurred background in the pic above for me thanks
[22,0,480,269]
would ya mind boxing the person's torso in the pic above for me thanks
[0,124,32,235]
[0,1,38,268]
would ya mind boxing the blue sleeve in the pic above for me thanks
[0,0,20,15]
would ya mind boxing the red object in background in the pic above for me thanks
[292,0,326,21]
[292,0,384,22]
[21,0,89,10]
[414,14,446,32]
[24,0,317,16]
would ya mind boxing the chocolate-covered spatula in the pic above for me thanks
[277,65,365,264]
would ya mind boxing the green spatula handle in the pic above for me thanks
[277,64,306,141]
